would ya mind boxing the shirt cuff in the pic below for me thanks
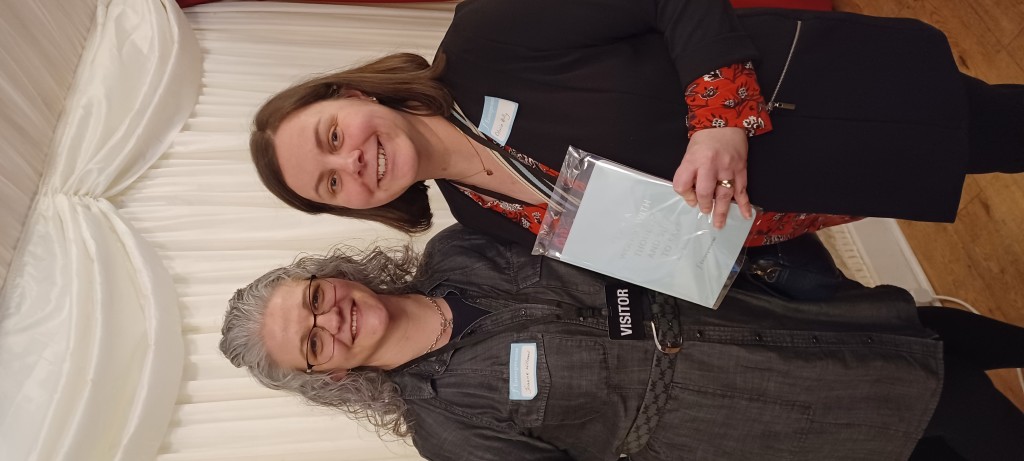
[685,61,773,138]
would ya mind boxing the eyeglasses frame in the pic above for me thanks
[304,274,333,373]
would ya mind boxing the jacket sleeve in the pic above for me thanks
[447,0,759,88]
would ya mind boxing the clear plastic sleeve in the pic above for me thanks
[533,146,756,309]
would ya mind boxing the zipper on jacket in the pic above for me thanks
[770,102,797,111]
[767,20,802,112]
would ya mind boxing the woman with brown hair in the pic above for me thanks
[251,0,1023,246]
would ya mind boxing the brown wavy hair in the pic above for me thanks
[251,52,452,233]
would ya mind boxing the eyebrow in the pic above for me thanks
[298,282,311,360]
[298,330,309,362]
[312,119,327,199]
[314,118,327,154]
[313,171,328,200]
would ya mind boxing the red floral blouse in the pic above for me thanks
[457,62,861,246]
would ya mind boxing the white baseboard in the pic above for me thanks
[821,218,936,305]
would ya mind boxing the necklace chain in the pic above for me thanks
[452,128,494,182]
[423,295,453,354]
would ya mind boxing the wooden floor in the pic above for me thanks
[834,0,1024,411]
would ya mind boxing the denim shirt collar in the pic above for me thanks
[387,287,566,401]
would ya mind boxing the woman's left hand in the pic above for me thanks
[672,127,753,229]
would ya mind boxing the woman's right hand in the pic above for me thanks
[672,127,753,229]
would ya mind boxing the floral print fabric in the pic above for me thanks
[686,61,772,137]
[746,212,863,246]
[459,188,550,234]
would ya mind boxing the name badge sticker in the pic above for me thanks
[478,96,519,146]
[509,343,538,400]
[605,282,649,341]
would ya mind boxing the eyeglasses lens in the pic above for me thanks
[305,276,335,367]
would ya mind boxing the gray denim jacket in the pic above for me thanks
[394,225,942,461]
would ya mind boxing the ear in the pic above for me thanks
[339,89,374,102]
[328,369,350,382]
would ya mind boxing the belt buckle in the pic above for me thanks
[648,320,681,354]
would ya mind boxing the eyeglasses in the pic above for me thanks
[304,275,336,373]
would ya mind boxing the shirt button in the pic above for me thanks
[755,334,764,342]
[520,309,527,316]
[811,336,820,344]
[866,336,874,344]
[695,330,704,338]
[434,365,442,371]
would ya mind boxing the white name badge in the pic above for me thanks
[478,96,519,146]
[509,342,538,400]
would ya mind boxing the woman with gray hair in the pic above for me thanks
[220,243,420,437]
[221,225,1024,460]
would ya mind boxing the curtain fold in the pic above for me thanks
[0,0,98,288]
[0,1,201,460]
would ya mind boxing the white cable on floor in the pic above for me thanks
[932,295,979,314]
[931,295,1024,397]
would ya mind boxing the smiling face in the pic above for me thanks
[261,277,392,375]
[273,95,427,210]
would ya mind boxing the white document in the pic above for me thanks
[536,152,754,308]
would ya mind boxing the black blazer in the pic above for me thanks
[437,0,967,245]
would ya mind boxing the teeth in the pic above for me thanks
[351,306,358,340]
[377,142,386,180]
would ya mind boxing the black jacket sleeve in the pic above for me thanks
[445,0,759,88]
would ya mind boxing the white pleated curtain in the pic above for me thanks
[0,0,200,460]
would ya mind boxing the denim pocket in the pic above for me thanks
[507,244,542,289]
[636,383,811,461]
[505,333,550,428]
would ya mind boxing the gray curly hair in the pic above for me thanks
[220,243,420,438]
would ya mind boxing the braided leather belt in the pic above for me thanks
[618,292,681,454]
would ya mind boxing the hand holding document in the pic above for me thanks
[533,147,755,308]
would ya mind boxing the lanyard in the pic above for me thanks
[449,103,557,202]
